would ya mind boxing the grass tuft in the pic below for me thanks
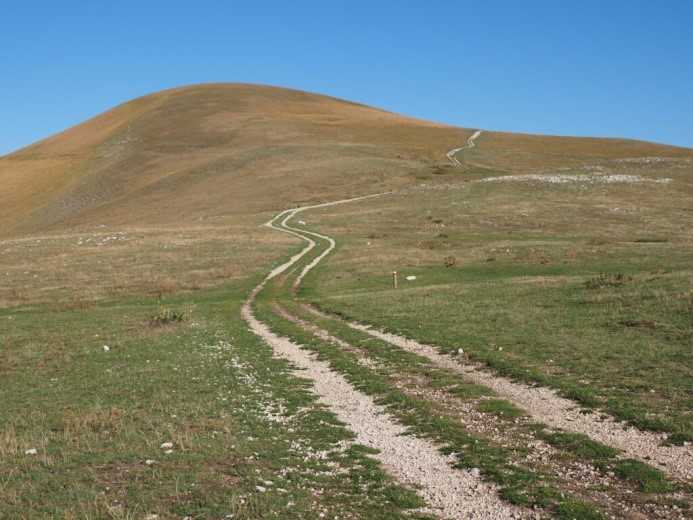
[150,306,188,326]
[477,399,523,418]
[613,459,674,493]
[584,273,632,289]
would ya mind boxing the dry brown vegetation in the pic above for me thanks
[0,83,472,237]
[0,220,292,308]
[2,82,690,311]
[3,83,691,239]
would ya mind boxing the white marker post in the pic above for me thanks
[392,271,399,289]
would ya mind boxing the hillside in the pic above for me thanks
[3,83,693,518]
[2,83,692,237]
[0,84,463,236]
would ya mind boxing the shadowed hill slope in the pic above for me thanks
[2,83,691,236]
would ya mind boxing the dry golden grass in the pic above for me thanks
[0,217,292,309]
[468,131,693,172]
[0,83,471,236]
[4,83,689,239]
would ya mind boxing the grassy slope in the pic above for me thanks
[2,83,692,516]
[302,157,693,441]
[0,83,466,237]
[2,83,691,238]
[0,279,432,519]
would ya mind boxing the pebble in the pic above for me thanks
[24,448,38,455]
[160,442,173,449]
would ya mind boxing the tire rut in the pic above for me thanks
[243,195,526,519]
[303,304,693,482]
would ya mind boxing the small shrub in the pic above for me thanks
[584,273,632,289]
[619,319,657,329]
[444,255,456,268]
[150,307,187,326]
[634,237,668,243]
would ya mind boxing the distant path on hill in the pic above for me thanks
[242,193,524,519]
[446,130,483,166]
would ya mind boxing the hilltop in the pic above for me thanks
[2,83,691,237]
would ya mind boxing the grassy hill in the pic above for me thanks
[2,83,691,237]
[0,83,465,236]
[2,83,692,518]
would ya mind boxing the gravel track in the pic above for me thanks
[280,304,691,519]
[304,305,693,482]
[242,195,527,519]
[446,130,482,166]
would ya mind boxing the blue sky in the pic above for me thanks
[2,1,692,155]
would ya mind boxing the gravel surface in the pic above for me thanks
[242,195,529,519]
[243,296,527,519]
[305,309,693,482]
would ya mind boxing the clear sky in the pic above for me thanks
[2,1,692,155]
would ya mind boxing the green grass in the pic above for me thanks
[613,459,674,493]
[535,431,620,461]
[554,500,604,520]
[0,280,431,519]
[309,264,693,442]
[299,171,693,444]
[283,296,680,500]
[255,287,606,517]
[477,399,523,418]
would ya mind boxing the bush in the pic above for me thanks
[584,273,632,289]
[150,306,187,326]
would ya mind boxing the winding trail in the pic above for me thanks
[242,195,525,519]
[446,130,483,166]
[245,191,692,483]
[242,135,691,516]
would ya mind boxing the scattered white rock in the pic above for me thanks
[457,348,464,356]
[470,467,481,478]
[145,459,156,465]
[102,345,110,352]
[479,173,672,185]
[24,448,38,455]
[405,275,417,281]
[164,449,173,455]
[160,442,173,449]
[255,485,267,492]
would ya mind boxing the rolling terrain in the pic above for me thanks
[1,83,692,519]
